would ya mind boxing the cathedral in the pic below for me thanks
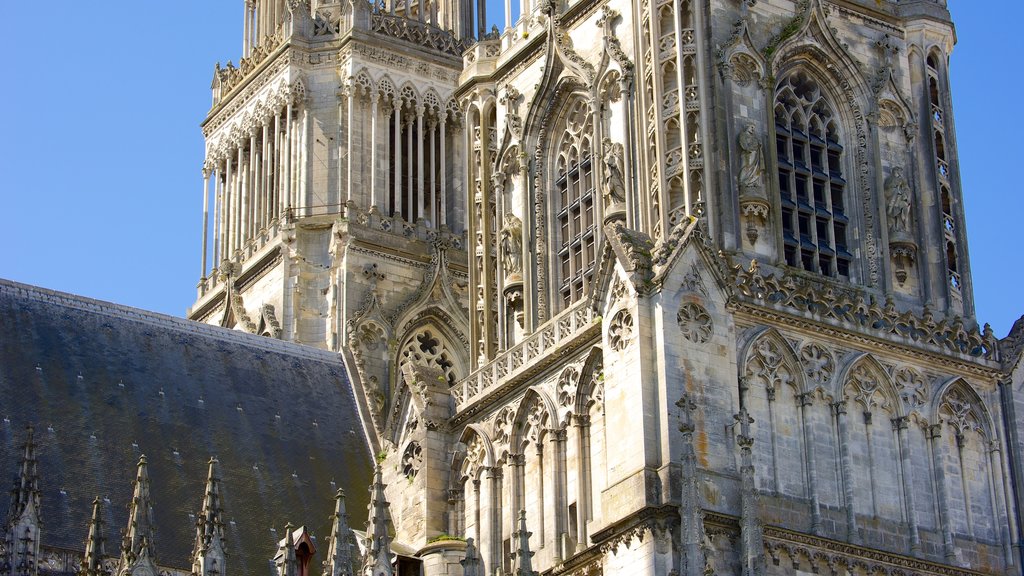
[4,0,1024,575]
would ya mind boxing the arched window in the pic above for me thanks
[554,98,596,308]
[927,52,961,296]
[774,71,851,278]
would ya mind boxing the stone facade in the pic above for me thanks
[173,0,1021,574]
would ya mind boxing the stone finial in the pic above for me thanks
[511,510,536,576]
[118,456,158,576]
[191,458,227,576]
[274,524,298,576]
[80,497,110,576]
[5,426,42,576]
[362,466,393,576]
[322,490,355,576]
[460,538,482,576]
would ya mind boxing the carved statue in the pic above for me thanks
[500,213,523,276]
[601,139,626,206]
[737,124,764,192]
[885,167,912,233]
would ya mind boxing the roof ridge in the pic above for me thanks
[0,278,342,363]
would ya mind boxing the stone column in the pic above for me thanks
[249,131,259,241]
[201,166,211,279]
[428,116,437,226]
[345,90,354,203]
[551,427,568,561]
[439,115,447,225]
[574,415,591,550]
[394,101,403,216]
[488,467,503,572]
[416,105,425,222]
[223,155,233,260]
[797,392,821,534]
[833,400,859,544]
[369,91,380,209]
[928,423,956,562]
[893,416,921,554]
[213,162,221,270]
[236,145,245,253]
[405,114,414,220]
[261,121,270,229]
[284,101,293,215]
[509,452,525,540]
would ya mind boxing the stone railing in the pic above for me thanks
[726,258,999,361]
[453,300,598,411]
[463,38,501,66]
[214,25,287,104]
[370,12,468,56]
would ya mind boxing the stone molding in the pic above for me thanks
[0,279,341,364]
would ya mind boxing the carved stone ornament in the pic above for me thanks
[602,138,627,213]
[557,365,581,408]
[799,342,834,385]
[500,213,524,278]
[402,441,423,479]
[677,303,713,344]
[737,125,764,194]
[885,167,912,235]
[725,255,998,360]
[608,309,634,352]
[893,366,926,411]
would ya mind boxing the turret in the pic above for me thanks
[3,426,41,576]
[362,466,393,576]
[322,490,355,576]
[191,458,227,576]
[79,498,109,576]
[116,456,158,576]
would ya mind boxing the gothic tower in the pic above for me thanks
[189,1,1018,575]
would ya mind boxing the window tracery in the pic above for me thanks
[774,71,851,278]
[554,98,596,309]
[398,328,457,386]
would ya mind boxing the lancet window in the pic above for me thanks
[774,71,851,278]
[927,52,961,298]
[554,98,596,309]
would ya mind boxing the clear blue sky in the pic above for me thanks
[0,2,1020,336]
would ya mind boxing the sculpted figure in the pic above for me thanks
[500,213,523,275]
[602,139,626,205]
[886,167,912,233]
[738,124,764,192]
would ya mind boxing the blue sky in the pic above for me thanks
[0,2,1020,336]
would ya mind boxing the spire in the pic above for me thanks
[117,456,158,576]
[5,426,41,576]
[80,497,110,576]
[511,510,536,576]
[191,458,227,576]
[459,538,481,576]
[323,490,355,576]
[274,524,298,576]
[362,466,393,576]
[7,426,40,525]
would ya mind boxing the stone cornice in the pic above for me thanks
[730,303,1002,381]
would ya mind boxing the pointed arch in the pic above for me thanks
[838,354,902,417]
[932,378,997,441]
[739,327,809,497]
[511,387,560,450]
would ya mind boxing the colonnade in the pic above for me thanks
[243,0,286,57]
[343,81,455,229]
[201,101,307,279]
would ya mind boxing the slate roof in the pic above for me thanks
[0,279,373,574]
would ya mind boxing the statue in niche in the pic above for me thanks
[500,213,523,277]
[601,138,626,206]
[886,167,912,233]
[737,124,764,193]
